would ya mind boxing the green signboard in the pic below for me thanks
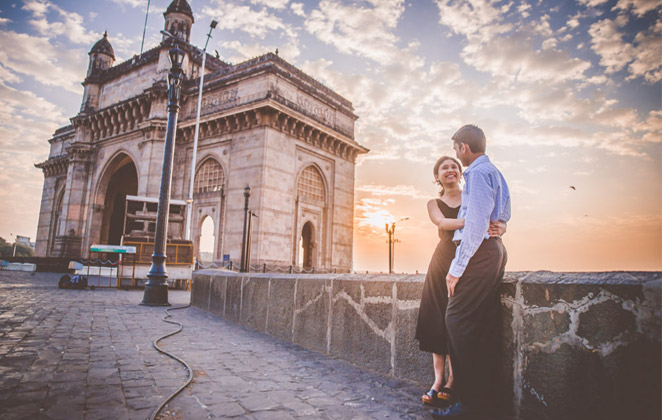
[90,245,137,254]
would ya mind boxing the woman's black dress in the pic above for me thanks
[415,198,460,354]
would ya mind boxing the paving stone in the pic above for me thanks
[0,272,521,420]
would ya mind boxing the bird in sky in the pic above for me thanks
[570,186,576,190]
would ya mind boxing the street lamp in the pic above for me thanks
[141,43,186,306]
[185,20,218,241]
[240,186,251,272]
[385,217,409,274]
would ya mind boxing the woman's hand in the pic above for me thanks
[488,220,507,237]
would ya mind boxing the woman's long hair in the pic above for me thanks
[433,156,462,197]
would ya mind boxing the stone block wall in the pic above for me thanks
[191,270,661,420]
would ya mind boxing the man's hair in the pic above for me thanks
[452,124,486,153]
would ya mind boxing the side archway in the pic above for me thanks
[293,164,328,270]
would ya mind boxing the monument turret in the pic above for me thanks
[163,0,194,42]
[81,31,115,113]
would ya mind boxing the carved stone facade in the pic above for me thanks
[34,0,367,272]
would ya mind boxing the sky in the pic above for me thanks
[0,0,660,273]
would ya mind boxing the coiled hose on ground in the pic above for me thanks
[149,303,193,420]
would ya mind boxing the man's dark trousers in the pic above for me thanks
[445,237,508,413]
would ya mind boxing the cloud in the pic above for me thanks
[0,30,87,93]
[0,83,64,239]
[203,0,296,39]
[251,0,289,9]
[588,15,634,74]
[110,0,147,7]
[577,0,610,7]
[23,0,97,44]
[589,15,662,83]
[304,0,406,65]
[356,184,428,200]
[613,0,662,16]
[627,20,662,83]
[291,2,305,16]
[434,0,513,42]
[221,39,300,62]
[636,110,662,143]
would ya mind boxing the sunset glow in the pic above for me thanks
[0,0,660,273]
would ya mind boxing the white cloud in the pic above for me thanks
[357,184,427,200]
[0,30,86,93]
[635,110,662,143]
[461,32,592,85]
[627,20,662,83]
[588,15,634,74]
[589,15,662,83]
[221,39,300,62]
[304,0,406,65]
[290,2,305,16]
[0,83,65,240]
[23,0,97,44]
[434,0,513,42]
[251,0,289,9]
[577,0,610,7]
[203,0,296,39]
[613,0,662,16]
[110,0,146,7]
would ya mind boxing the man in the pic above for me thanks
[432,125,511,419]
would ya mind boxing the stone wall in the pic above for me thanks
[191,270,661,420]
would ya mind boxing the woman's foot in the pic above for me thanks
[422,388,453,407]
[437,387,456,404]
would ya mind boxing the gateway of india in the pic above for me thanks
[34,0,367,274]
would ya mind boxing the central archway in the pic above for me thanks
[98,154,138,245]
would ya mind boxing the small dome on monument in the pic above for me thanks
[90,31,115,59]
[165,0,195,23]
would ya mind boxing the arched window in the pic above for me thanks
[297,166,325,204]
[194,159,224,194]
[199,216,215,263]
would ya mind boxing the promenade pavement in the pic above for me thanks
[0,271,446,420]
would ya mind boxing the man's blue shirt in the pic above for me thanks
[449,155,511,277]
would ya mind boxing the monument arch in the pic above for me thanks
[34,0,367,273]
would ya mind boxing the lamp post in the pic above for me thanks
[141,44,186,306]
[240,186,251,272]
[385,217,408,274]
[185,20,218,241]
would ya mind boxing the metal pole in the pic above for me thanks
[385,223,392,274]
[391,222,396,274]
[240,186,251,272]
[139,0,151,55]
[185,21,217,241]
[142,44,185,306]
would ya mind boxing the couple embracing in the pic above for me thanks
[415,125,511,419]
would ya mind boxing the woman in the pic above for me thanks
[415,156,505,407]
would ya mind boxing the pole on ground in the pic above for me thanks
[141,43,186,306]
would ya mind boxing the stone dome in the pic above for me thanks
[89,31,115,59]
[165,0,194,22]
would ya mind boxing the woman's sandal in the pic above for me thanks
[421,388,454,407]
[437,387,455,404]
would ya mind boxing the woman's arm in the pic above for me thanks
[488,220,507,237]
[427,199,464,231]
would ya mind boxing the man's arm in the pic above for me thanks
[447,170,495,293]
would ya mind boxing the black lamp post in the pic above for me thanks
[141,44,186,306]
[385,217,408,274]
[240,186,251,272]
